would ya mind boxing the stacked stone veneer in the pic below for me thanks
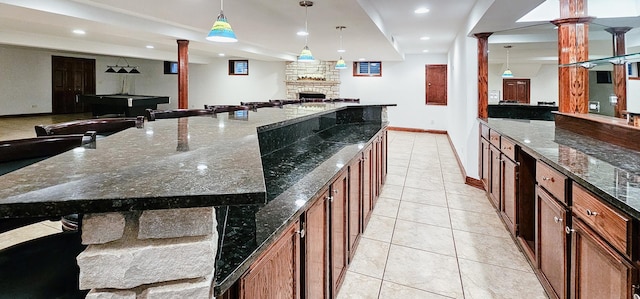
[77,207,218,299]
[285,61,341,99]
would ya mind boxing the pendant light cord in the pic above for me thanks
[304,4,309,46]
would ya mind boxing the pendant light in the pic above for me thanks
[298,1,315,62]
[502,45,514,78]
[206,0,238,42]
[335,26,347,69]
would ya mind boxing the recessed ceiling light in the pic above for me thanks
[414,8,430,14]
[146,45,154,49]
[218,53,225,57]
[358,58,366,61]
[297,31,309,36]
[72,29,86,35]
[422,50,429,53]
[420,36,430,40]
[337,49,346,53]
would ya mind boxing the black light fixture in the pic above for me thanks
[105,57,140,74]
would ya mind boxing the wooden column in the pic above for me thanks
[475,32,492,119]
[177,40,189,109]
[605,27,632,118]
[552,0,593,114]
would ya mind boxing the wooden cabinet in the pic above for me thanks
[570,219,636,299]
[305,189,329,299]
[330,171,349,297]
[537,187,569,299]
[348,157,363,262]
[488,143,501,209]
[238,219,301,299]
[362,144,374,228]
[480,137,490,190]
[500,152,518,235]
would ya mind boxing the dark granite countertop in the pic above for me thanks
[0,103,391,218]
[482,118,640,219]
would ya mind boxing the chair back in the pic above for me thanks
[34,116,143,136]
[0,132,96,164]
[145,109,215,121]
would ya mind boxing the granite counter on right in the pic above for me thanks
[479,117,640,299]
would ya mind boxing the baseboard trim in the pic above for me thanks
[465,176,484,190]
[0,112,53,118]
[387,126,447,134]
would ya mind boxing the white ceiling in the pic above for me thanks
[0,0,639,64]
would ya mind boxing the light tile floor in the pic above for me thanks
[337,130,548,299]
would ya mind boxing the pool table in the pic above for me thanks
[79,94,170,117]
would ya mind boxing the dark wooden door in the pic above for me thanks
[239,219,301,299]
[52,56,95,114]
[570,218,636,299]
[537,187,568,299]
[501,155,518,235]
[425,64,447,105]
[503,79,530,104]
[489,144,501,209]
[348,157,362,262]
[305,189,329,299]
[331,170,348,298]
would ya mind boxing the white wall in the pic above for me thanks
[488,63,558,104]
[189,59,286,108]
[339,54,449,131]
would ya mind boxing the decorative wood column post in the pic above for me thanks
[475,32,492,119]
[177,40,189,109]
[605,27,632,118]
[552,0,593,114]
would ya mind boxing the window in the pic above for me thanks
[353,61,382,77]
[229,60,248,75]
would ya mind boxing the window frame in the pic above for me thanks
[228,60,249,76]
[353,61,382,77]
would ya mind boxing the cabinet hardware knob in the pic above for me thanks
[334,189,339,194]
[565,226,575,234]
[586,209,599,216]
[554,216,563,223]
[296,229,306,238]
[542,177,555,182]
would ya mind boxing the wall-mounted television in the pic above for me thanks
[164,61,178,74]
[596,71,612,84]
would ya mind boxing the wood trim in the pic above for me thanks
[605,27,632,118]
[629,77,640,80]
[0,112,54,118]
[554,112,640,152]
[465,177,484,189]
[387,126,446,134]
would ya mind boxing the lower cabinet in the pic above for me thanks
[348,157,363,262]
[488,143,501,209]
[362,144,374,228]
[330,171,349,297]
[500,153,518,235]
[570,218,636,299]
[305,189,329,299]
[536,187,568,299]
[238,219,301,299]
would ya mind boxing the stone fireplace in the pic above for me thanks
[285,61,340,99]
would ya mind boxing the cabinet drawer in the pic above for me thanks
[489,130,501,147]
[481,124,489,140]
[536,161,567,204]
[501,138,516,161]
[572,183,630,255]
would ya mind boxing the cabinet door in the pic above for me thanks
[239,219,301,299]
[331,170,349,298]
[570,219,636,299]
[488,144,501,209]
[380,129,387,185]
[480,137,490,191]
[362,144,373,227]
[501,155,518,235]
[348,157,363,262]
[373,137,380,201]
[305,190,329,299]
[537,187,568,299]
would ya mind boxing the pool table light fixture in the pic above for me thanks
[105,57,141,74]
[206,0,238,42]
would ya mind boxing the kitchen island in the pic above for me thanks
[0,103,392,298]
[480,117,640,299]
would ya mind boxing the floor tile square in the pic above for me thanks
[336,271,382,299]
[379,281,452,299]
[401,187,447,207]
[392,220,455,256]
[363,214,396,242]
[448,209,510,238]
[397,201,450,228]
[372,197,400,218]
[453,230,533,272]
[458,259,547,299]
[348,237,390,279]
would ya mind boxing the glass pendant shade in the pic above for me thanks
[207,13,237,42]
[117,67,128,74]
[299,46,315,62]
[502,69,513,78]
[335,58,347,69]
[105,67,116,73]
[128,67,140,74]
